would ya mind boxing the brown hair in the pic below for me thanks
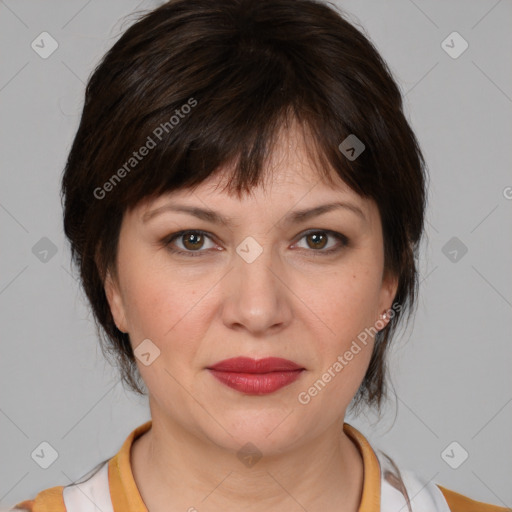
[61,0,428,413]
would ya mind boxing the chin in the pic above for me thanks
[203,410,305,454]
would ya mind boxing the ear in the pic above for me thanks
[104,269,129,334]
[378,270,399,325]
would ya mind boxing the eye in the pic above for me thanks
[163,230,219,257]
[293,230,348,254]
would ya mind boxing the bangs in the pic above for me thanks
[91,79,372,220]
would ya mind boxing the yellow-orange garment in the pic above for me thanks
[13,420,510,512]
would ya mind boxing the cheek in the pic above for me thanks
[299,272,378,399]
[295,266,381,402]
[301,265,381,341]
[122,263,215,348]
[123,271,206,390]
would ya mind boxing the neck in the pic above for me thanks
[131,415,364,512]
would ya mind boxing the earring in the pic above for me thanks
[381,312,387,320]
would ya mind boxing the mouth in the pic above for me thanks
[206,357,305,395]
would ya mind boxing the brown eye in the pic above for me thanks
[295,230,348,255]
[163,230,217,256]
[305,232,328,250]
[181,231,205,250]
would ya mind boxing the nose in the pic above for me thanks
[220,243,293,336]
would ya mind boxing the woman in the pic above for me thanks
[12,0,508,510]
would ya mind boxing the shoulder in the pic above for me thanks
[11,459,113,512]
[11,485,66,511]
[9,423,149,512]
[381,468,510,511]
[438,484,511,512]
[377,450,509,512]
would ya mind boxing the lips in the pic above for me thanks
[206,357,305,395]
[207,357,304,373]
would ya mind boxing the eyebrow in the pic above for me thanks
[142,201,366,226]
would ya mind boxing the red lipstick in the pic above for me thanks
[207,357,305,395]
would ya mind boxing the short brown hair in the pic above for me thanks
[61,0,428,413]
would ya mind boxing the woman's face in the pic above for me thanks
[105,126,398,455]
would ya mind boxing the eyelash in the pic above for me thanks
[161,229,349,258]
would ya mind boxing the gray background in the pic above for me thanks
[1,0,511,508]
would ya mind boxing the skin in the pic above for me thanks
[105,122,398,512]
